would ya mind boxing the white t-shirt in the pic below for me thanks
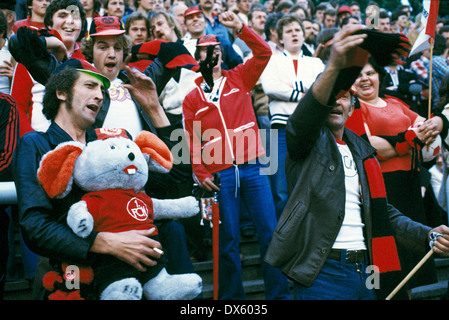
[332,140,367,250]
[200,76,224,105]
[102,78,143,139]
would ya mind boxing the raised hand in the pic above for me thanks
[218,11,243,32]
[123,66,170,128]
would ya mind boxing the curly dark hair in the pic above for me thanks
[433,34,447,56]
[264,12,284,41]
[42,67,80,121]
[366,56,389,98]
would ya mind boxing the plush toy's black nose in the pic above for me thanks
[128,152,135,161]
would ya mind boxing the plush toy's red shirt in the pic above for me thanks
[82,189,158,235]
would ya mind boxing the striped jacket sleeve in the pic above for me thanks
[0,93,19,180]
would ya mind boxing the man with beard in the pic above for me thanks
[301,18,319,56]
[183,6,242,70]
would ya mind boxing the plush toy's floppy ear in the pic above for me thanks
[37,142,84,198]
[134,131,173,173]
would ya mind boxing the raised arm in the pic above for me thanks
[286,25,368,160]
[311,25,368,105]
[220,11,272,91]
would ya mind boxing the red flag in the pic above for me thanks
[409,0,440,56]
[425,0,439,38]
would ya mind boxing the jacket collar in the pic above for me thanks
[46,122,76,146]
[47,122,99,146]
[342,127,377,161]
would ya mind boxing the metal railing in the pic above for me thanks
[0,181,17,204]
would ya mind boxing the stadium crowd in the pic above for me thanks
[0,0,449,300]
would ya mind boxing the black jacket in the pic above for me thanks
[264,88,431,287]
[13,123,97,263]
[13,56,193,263]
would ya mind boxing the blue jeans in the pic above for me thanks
[269,127,288,220]
[157,220,194,274]
[292,250,376,300]
[257,115,271,170]
[217,161,290,300]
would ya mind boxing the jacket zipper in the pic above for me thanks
[197,77,236,163]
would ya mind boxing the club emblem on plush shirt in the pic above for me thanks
[127,197,149,221]
[99,128,123,135]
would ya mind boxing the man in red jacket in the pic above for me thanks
[182,11,290,300]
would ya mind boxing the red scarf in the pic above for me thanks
[363,152,403,299]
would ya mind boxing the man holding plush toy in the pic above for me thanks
[12,57,201,299]
[10,11,203,285]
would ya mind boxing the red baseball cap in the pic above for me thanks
[89,16,125,37]
[184,6,203,18]
[338,5,352,15]
[196,34,221,47]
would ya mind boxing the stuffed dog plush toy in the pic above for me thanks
[37,128,202,300]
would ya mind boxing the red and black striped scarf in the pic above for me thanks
[129,39,200,72]
[363,154,403,299]
[345,101,404,298]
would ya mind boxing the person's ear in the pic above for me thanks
[348,104,355,117]
[348,95,356,117]
[56,89,67,102]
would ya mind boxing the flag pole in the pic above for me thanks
[386,249,434,300]
[428,36,434,119]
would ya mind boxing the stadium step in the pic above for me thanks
[4,224,449,300]
[193,233,269,300]
[411,258,449,300]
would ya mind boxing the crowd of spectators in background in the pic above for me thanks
[0,0,448,300]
